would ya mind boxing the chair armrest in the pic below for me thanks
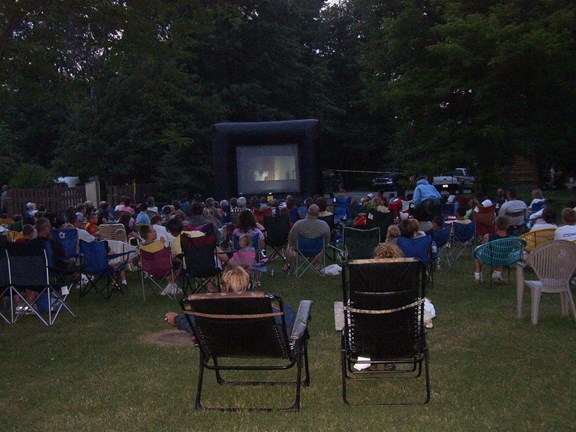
[334,301,344,331]
[290,300,313,341]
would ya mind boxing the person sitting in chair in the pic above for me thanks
[164,266,296,335]
[474,216,511,283]
[554,208,576,241]
[285,204,331,273]
[412,177,441,220]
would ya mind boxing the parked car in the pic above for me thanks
[371,173,396,191]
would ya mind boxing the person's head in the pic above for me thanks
[146,196,156,208]
[171,200,181,211]
[67,213,80,227]
[307,204,320,219]
[531,188,543,200]
[373,242,404,259]
[190,202,204,216]
[220,266,250,293]
[495,216,510,232]
[561,208,576,225]
[285,195,294,208]
[122,196,131,206]
[386,224,401,241]
[87,211,98,224]
[118,212,131,226]
[399,219,415,238]
[150,214,162,225]
[139,224,157,242]
[76,203,86,214]
[220,199,229,208]
[315,197,328,212]
[165,218,184,236]
[237,197,247,208]
[22,224,36,239]
[26,202,36,211]
[410,218,420,232]
[541,207,556,224]
[507,188,518,200]
[238,234,252,249]
[35,217,51,238]
[99,201,109,211]
[456,206,467,219]
[238,210,257,231]
[249,196,260,209]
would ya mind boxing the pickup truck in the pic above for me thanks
[432,168,475,195]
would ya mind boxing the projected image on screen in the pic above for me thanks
[236,144,300,194]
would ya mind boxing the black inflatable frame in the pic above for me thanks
[212,119,322,199]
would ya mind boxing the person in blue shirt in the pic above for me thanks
[412,178,441,218]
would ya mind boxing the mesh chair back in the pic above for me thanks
[0,250,8,287]
[453,221,476,243]
[345,258,423,358]
[181,232,220,277]
[472,237,526,267]
[398,236,433,265]
[343,227,380,260]
[264,215,290,247]
[6,241,49,286]
[182,292,289,358]
[365,211,394,242]
[140,246,172,278]
[252,207,272,225]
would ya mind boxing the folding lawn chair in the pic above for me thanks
[520,228,556,254]
[294,235,325,278]
[365,211,394,242]
[474,205,496,238]
[339,258,430,404]
[181,291,312,411]
[180,231,222,294]
[430,225,452,268]
[342,227,380,261]
[264,215,290,264]
[1,241,77,325]
[397,235,436,288]
[139,243,179,300]
[79,240,134,299]
[50,228,82,288]
[98,223,128,242]
[452,221,476,260]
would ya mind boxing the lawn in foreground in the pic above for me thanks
[1,252,575,431]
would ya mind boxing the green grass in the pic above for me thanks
[1,249,576,431]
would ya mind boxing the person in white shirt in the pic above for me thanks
[529,208,557,232]
[498,188,527,227]
[554,208,576,241]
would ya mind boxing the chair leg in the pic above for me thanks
[531,288,542,325]
[566,290,576,320]
[195,353,206,410]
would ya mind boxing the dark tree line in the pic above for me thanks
[1,0,574,197]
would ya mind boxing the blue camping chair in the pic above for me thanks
[79,240,134,299]
[430,226,453,268]
[294,235,326,278]
[452,222,476,260]
[50,228,82,287]
[334,197,352,222]
[398,235,436,287]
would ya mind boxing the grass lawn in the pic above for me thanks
[2,188,576,431]
[2,251,575,431]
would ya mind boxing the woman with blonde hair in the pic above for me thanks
[373,242,404,259]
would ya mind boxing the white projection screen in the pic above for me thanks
[236,144,300,194]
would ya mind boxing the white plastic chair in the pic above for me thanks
[524,240,576,325]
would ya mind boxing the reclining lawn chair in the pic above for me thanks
[1,241,77,325]
[339,258,430,404]
[181,292,312,411]
[79,240,134,299]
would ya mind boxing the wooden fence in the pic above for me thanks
[4,183,156,218]
[6,187,85,218]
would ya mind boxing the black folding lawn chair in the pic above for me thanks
[181,291,312,411]
[264,215,290,264]
[339,258,430,405]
